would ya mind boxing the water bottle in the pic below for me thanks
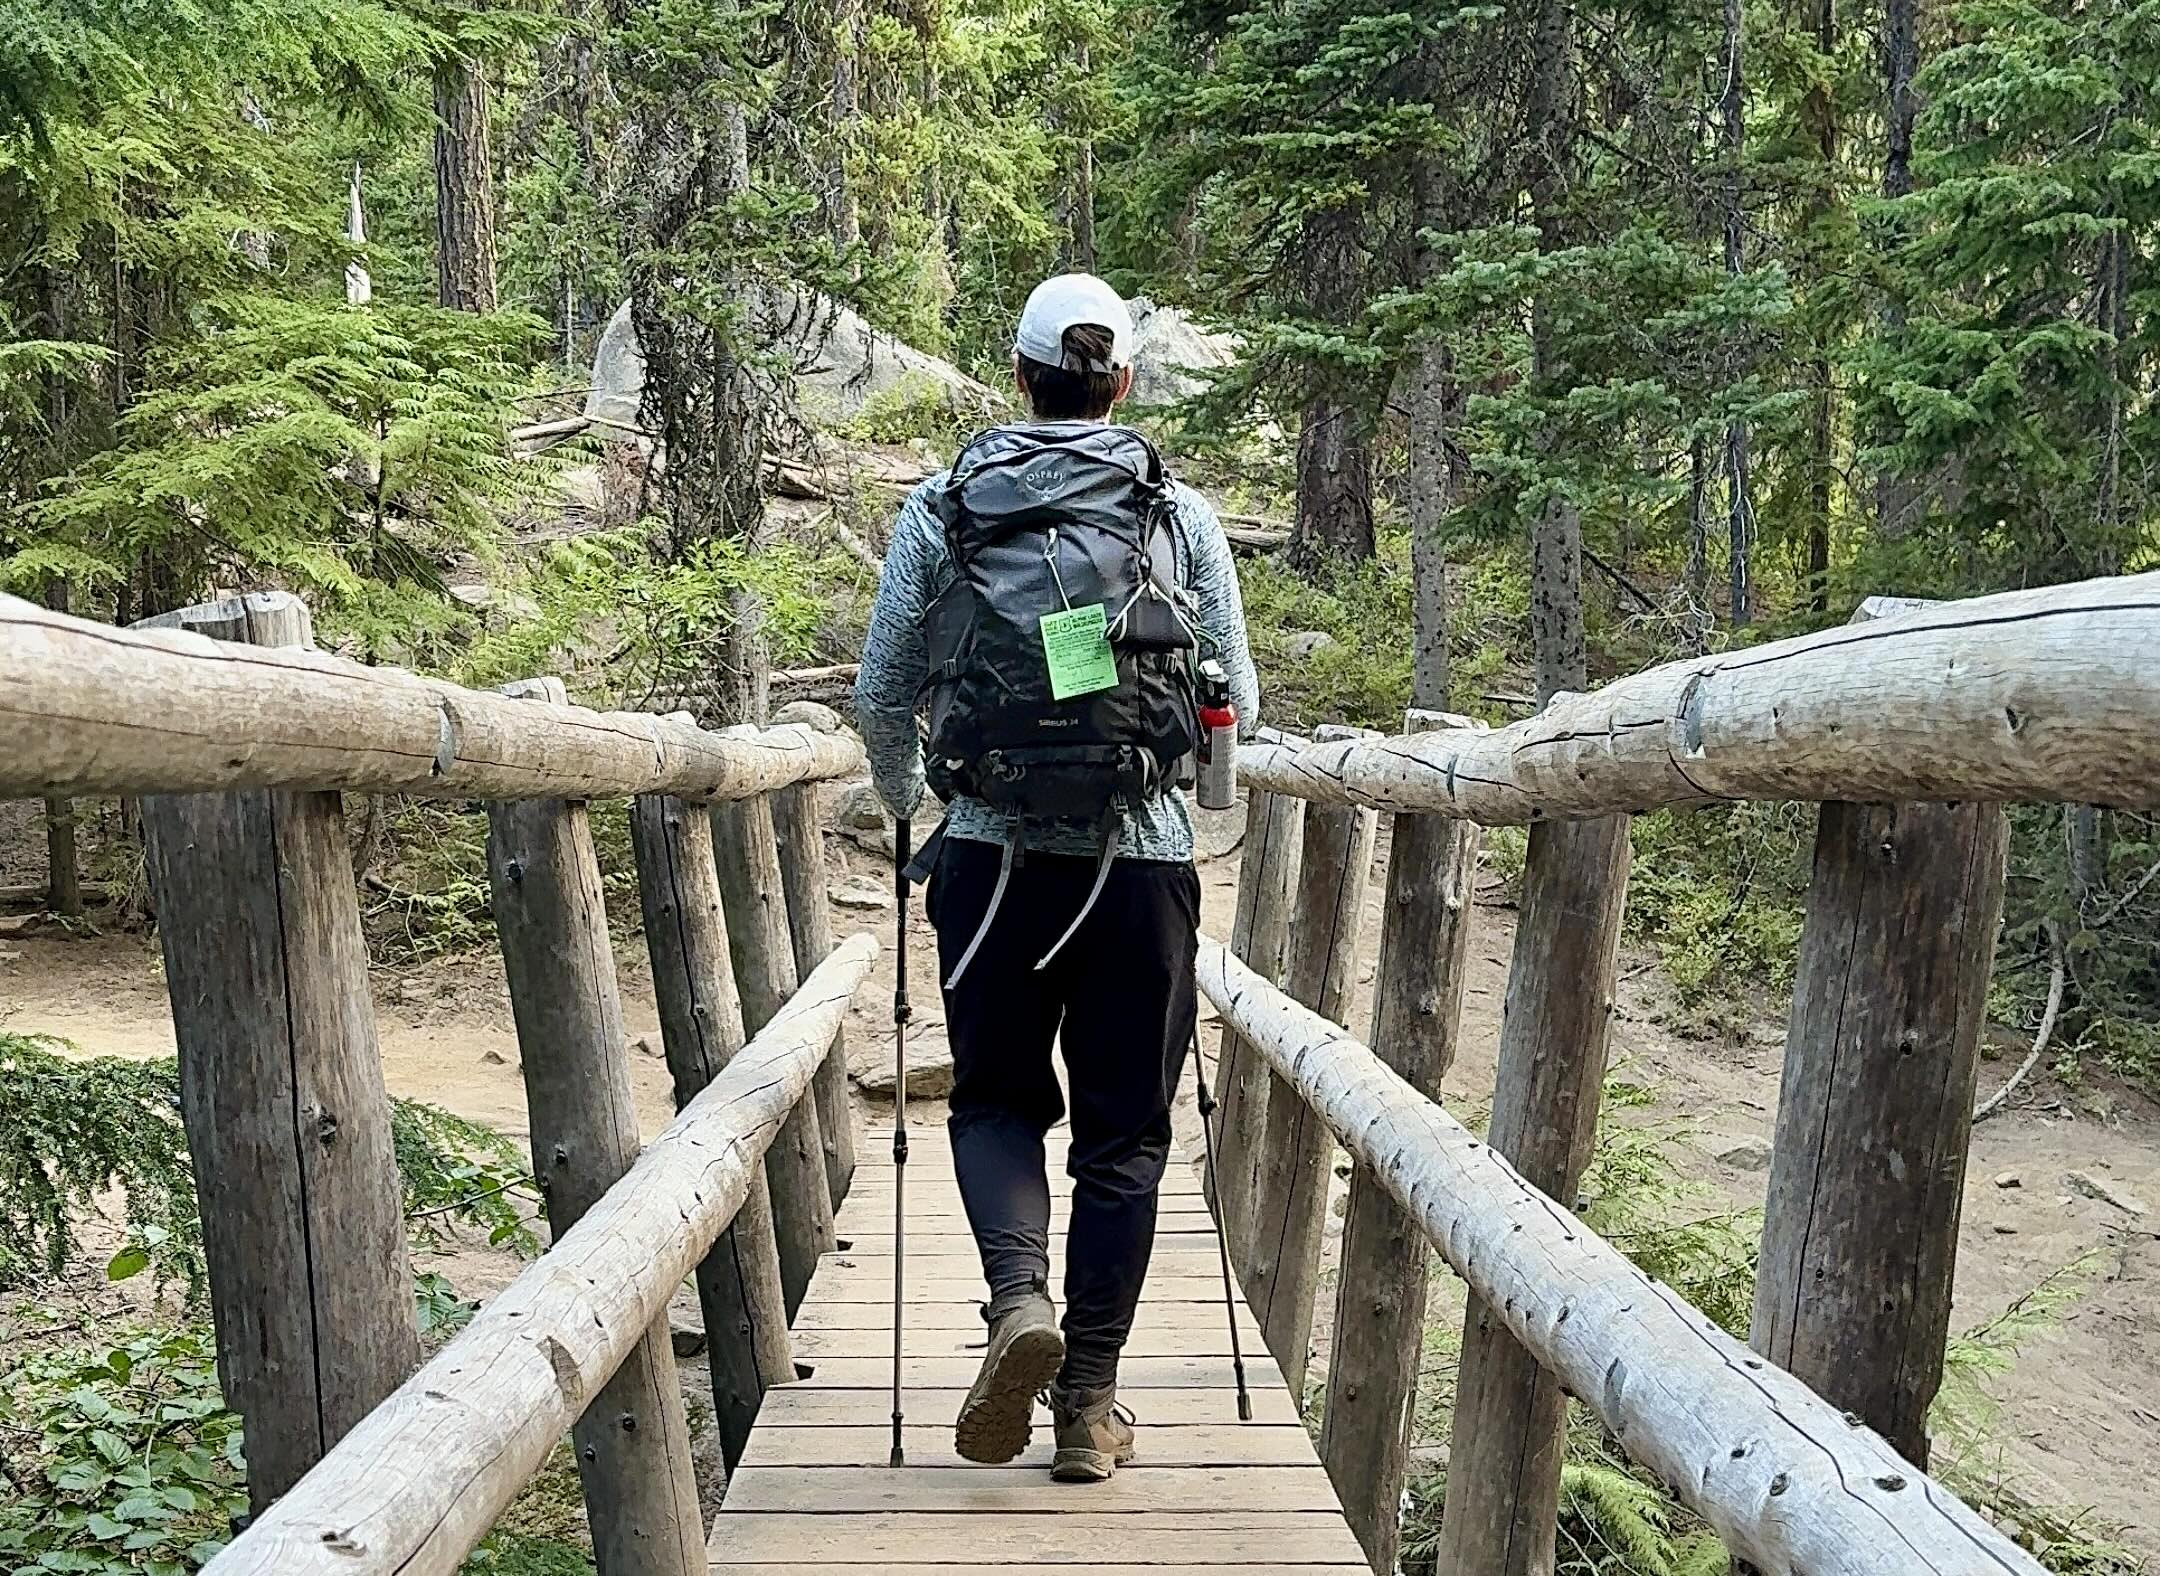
[1195,659,1238,810]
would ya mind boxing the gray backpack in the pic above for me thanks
[921,421,1199,824]
[917,421,1201,980]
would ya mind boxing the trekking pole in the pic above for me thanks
[1190,1024,1253,1421]
[889,816,914,1468]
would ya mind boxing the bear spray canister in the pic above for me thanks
[1195,658,1238,810]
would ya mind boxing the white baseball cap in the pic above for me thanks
[1014,273,1134,374]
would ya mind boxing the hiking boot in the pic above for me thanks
[953,1287,1064,1464]
[1049,1383,1136,1482]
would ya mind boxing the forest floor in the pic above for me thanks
[5,799,2157,1560]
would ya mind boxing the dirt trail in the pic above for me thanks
[7,818,2155,1559]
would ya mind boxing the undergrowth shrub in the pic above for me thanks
[0,1034,539,1295]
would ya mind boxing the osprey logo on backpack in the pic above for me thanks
[920,422,1200,827]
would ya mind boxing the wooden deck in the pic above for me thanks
[708,1125,1368,1573]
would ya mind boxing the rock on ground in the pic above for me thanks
[586,295,1004,433]
[851,1041,955,1101]
[1127,297,1240,408]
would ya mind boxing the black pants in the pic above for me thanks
[927,837,1199,1391]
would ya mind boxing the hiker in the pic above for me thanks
[854,272,1260,1481]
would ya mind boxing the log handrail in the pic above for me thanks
[203,933,879,1576]
[0,591,862,801]
[1195,938,2043,1576]
[1238,571,2160,819]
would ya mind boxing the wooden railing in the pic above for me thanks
[0,589,875,1576]
[1203,573,2160,1575]
[8,573,2154,1576]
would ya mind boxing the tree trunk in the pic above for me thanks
[1293,401,1375,570]
[39,578,81,918]
[433,56,500,313]
[1528,307,1585,703]
[1070,43,1095,270]
[1721,0,1752,626]
[1684,432,1711,652]
[829,0,862,257]
[1405,144,1454,710]
[1874,0,1921,536]
[1288,201,1374,570]
[1801,0,1836,613]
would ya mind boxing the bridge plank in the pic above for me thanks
[710,1513,1366,1566]
[738,1423,1318,1469]
[710,1131,1358,1576]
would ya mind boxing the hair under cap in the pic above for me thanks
[1014,273,1134,374]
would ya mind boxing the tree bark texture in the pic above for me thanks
[1211,783,1305,1257]
[629,794,795,1472]
[1244,733,1381,1391]
[1750,799,2008,1468]
[711,792,838,1314]
[487,774,705,1574]
[1722,0,1754,626]
[433,57,499,313]
[771,778,858,1207]
[1404,337,1455,710]
[1289,205,1374,569]
[1319,712,1483,1573]
[1436,813,1630,1576]
[137,595,417,1514]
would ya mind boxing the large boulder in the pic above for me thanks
[584,296,1004,434]
[1126,297,1240,407]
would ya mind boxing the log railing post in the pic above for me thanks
[1320,711,1484,1573]
[712,787,838,1315]
[630,791,795,1472]
[488,678,703,1576]
[1749,797,2007,1466]
[1244,726,1381,1395]
[770,765,857,1210]
[1436,812,1631,1576]
[136,593,418,1514]
[1211,748,1305,1258]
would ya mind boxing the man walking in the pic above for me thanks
[854,272,1259,1480]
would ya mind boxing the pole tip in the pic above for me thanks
[1236,1393,1252,1422]
[889,1444,906,1467]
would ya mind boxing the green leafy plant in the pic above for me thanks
[0,1324,248,1575]
[0,1035,202,1294]
[0,1035,539,1295]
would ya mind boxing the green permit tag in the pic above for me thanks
[1039,602,1121,701]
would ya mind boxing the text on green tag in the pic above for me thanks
[1039,603,1121,700]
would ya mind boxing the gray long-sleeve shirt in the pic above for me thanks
[852,465,1261,862]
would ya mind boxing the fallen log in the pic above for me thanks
[204,933,880,1576]
[1195,939,2042,1576]
[1237,572,2160,819]
[0,593,862,802]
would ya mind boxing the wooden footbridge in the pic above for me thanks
[6,574,2157,1575]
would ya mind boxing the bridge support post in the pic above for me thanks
[1213,765,1305,1264]
[771,771,858,1208]
[138,593,419,1515]
[1436,812,1631,1576]
[712,788,838,1315]
[1321,711,1483,1574]
[489,679,704,1575]
[1750,797,2007,1466]
[631,792,795,1473]
[1246,726,1381,1394]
